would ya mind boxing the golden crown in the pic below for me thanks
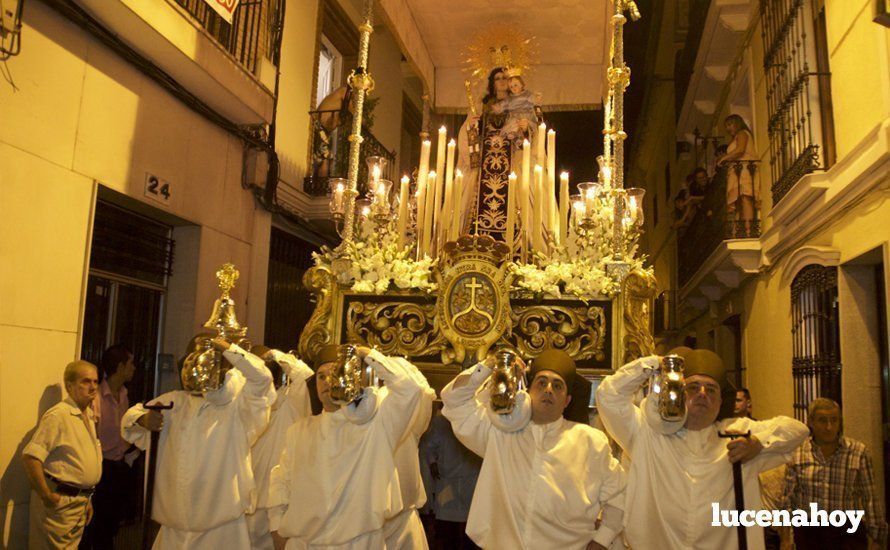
[463,24,536,82]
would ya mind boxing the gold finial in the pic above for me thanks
[216,263,239,298]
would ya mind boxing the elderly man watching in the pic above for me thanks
[596,348,809,550]
[23,361,103,549]
[781,397,887,550]
[441,349,626,550]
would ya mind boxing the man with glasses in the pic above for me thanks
[597,348,808,550]
[441,349,626,549]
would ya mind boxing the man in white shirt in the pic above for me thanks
[246,345,314,550]
[121,338,275,549]
[23,360,103,549]
[267,344,427,549]
[596,348,809,550]
[441,349,626,550]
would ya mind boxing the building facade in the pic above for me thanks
[634,0,890,514]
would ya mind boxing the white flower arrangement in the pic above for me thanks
[509,223,652,300]
[312,230,437,294]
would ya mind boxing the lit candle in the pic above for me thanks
[442,139,456,245]
[559,172,570,246]
[506,172,517,253]
[398,175,410,247]
[533,165,544,253]
[371,164,382,186]
[425,171,438,255]
[332,181,345,216]
[521,139,531,254]
[415,140,431,258]
[537,122,547,165]
[451,169,463,240]
[435,126,447,191]
[546,129,557,242]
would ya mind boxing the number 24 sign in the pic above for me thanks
[144,173,172,204]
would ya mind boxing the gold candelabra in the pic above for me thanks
[339,0,375,247]
[603,0,641,264]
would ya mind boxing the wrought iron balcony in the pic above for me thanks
[677,161,761,287]
[303,109,397,197]
[174,0,278,75]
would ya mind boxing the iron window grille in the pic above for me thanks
[790,264,841,422]
[760,0,835,205]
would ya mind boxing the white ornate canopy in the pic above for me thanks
[377,0,611,111]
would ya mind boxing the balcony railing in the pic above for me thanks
[677,161,761,287]
[174,0,278,74]
[303,109,397,197]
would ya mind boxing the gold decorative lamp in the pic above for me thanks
[181,263,249,393]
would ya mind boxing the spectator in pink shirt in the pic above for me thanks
[81,345,137,549]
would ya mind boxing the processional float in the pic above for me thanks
[298,0,656,389]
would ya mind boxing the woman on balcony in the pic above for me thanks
[719,114,760,237]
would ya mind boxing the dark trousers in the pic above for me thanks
[793,526,868,550]
[79,459,132,549]
[434,519,479,550]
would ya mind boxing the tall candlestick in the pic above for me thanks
[398,175,409,248]
[415,140,431,258]
[451,169,463,240]
[506,172,517,254]
[533,165,544,254]
[537,122,547,165]
[547,129,557,242]
[429,171,442,255]
[442,139,456,245]
[424,171,437,256]
[521,139,531,255]
[559,171,570,246]
[435,126,447,191]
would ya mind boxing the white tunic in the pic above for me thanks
[383,361,436,549]
[252,352,314,510]
[596,357,809,550]
[121,345,275,549]
[442,365,626,550]
[267,350,425,548]
[248,352,314,550]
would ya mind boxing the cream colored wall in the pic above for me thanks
[276,0,320,189]
[0,3,271,544]
[368,26,405,157]
[825,0,890,159]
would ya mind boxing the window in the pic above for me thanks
[760,0,836,205]
[790,264,841,421]
[316,36,342,107]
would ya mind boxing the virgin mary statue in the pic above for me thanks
[456,32,540,247]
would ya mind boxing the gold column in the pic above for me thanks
[604,0,640,262]
[340,0,375,246]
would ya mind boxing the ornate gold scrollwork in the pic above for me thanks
[623,268,656,363]
[345,300,448,357]
[435,235,514,365]
[498,305,608,362]
[297,265,336,366]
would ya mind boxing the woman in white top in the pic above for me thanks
[719,114,760,237]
